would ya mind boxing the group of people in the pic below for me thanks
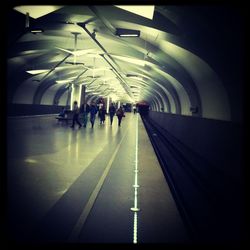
[69,101,125,129]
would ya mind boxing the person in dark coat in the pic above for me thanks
[116,107,125,127]
[98,105,106,125]
[133,105,137,114]
[59,107,66,117]
[80,102,90,127]
[109,103,116,125]
[89,102,98,128]
[71,101,82,129]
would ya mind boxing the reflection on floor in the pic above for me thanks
[7,113,189,244]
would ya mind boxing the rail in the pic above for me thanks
[140,115,242,244]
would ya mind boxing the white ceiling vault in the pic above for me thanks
[7,5,244,121]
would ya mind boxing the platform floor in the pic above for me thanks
[7,113,190,244]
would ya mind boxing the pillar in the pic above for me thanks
[25,12,29,28]
[107,96,110,113]
[79,84,86,105]
[71,84,80,109]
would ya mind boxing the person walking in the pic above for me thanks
[71,101,82,129]
[109,103,116,125]
[80,102,90,127]
[116,106,125,127]
[89,102,98,128]
[98,105,106,125]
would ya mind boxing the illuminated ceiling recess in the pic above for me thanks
[9,5,234,120]
[114,5,155,20]
[14,5,63,19]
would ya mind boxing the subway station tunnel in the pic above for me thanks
[5,4,246,247]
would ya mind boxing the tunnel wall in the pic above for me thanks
[148,111,243,181]
[7,104,68,116]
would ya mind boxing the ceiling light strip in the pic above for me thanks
[78,24,133,100]
[38,54,71,82]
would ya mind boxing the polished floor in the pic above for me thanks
[7,113,190,244]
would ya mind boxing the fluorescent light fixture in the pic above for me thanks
[127,76,143,81]
[24,158,37,163]
[112,55,145,67]
[56,78,76,84]
[14,5,63,19]
[30,28,44,34]
[26,69,50,75]
[54,66,81,71]
[56,80,73,84]
[119,34,139,37]
[115,5,155,20]
[116,28,140,37]
[20,50,47,55]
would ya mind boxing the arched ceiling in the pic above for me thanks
[7,5,244,121]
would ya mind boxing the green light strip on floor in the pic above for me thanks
[131,114,140,244]
[133,212,138,243]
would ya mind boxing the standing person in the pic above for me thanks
[133,105,136,114]
[89,102,98,128]
[71,101,82,129]
[109,103,116,125]
[116,106,125,127]
[98,105,106,125]
[80,102,90,127]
